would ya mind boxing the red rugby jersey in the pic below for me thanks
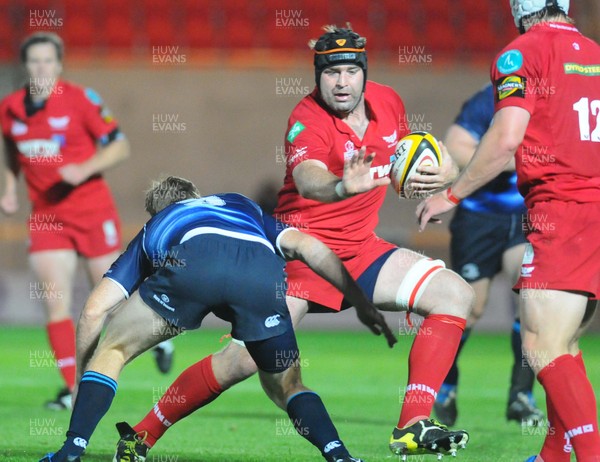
[0,80,119,212]
[275,81,409,258]
[491,22,600,207]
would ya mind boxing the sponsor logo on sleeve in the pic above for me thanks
[495,75,526,101]
[286,121,305,143]
[564,62,600,76]
[84,87,103,105]
[497,49,523,74]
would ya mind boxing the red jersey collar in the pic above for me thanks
[529,21,579,34]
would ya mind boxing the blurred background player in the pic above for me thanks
[40,176,396,462]
[421,83,544,426]
[114,25,472,461]
[0,32,173,410]
[417,0,600,460]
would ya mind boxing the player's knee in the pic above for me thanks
[421,269,474,319]
[213,341,258,388]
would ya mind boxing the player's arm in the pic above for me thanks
[0,138,20,215]
[416,106,529,230]
[278,228,397,347]
[76,278,125,380]
[446,123,516,172]
[293,147,390,203]
[59,134,130,186]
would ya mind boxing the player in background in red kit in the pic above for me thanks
[0,32,173,410]
[114,26,472,461]
[417,1,600,460]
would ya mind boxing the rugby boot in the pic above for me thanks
[507,392,545,426]
[152,340,174,374]
[389,418,468,459]
[433,385,458,426]
[45,387,72,411]
[324,456,364,462]
[39,452,80,462]
[114,421,149,462]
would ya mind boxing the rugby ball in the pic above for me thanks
[391,131,442,199]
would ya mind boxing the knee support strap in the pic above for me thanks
[396,258,446,312]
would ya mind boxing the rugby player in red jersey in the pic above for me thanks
[0,33,172,410]
[115,26,472,461]
[418,1,600,460]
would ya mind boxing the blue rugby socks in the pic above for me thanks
[55,371,117,459]
[286,391,350,459]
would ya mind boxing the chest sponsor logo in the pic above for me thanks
[16,139,61,158]
[343,140,357,160]
[370,162,393,179]
[11,121,28,136]
[497,49,523,74]
[47,116,70,130]
[382,129,397,148]
[495,75,526,101]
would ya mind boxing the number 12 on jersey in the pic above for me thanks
[573,97,600,142]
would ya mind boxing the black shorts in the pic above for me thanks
[450,207,527,283]
[139,234,292,342]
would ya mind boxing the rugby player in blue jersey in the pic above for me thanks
[412,84,544,427]
[40,176,396,462]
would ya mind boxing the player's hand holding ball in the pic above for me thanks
[391,131,447,199]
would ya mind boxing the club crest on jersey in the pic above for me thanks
[382,129,398,148]
[343,140,357,160]
[497,49,523,74]
[48,116,70,130]
[495,75,526,101]
[11,120,27,136]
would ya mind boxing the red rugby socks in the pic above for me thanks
[537,353,600,460]
[134,355,222,447]
[397,314,466,428]
[47,319,76,391]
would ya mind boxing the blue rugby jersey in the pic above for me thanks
[104,193,291,297]
[455,84,526,215]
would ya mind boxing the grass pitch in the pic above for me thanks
[1,325,597,461]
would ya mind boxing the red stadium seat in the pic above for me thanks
[223,16,256,48]
[62,15,96,50]
[104,15,135,50]
[145,14,178,48]
[384,17,419,56]
[462,20,499,56]
[423,17,458,56]
[183,16,216,49]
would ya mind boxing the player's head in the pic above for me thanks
[310,24,367,114]
[510,0,571,33]
[20,32,64,82]
[145,176,201,216]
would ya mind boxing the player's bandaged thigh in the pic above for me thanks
[396,258,446,311]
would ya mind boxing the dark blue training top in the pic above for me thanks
[104,193,291,297]
[455,83,526,215]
